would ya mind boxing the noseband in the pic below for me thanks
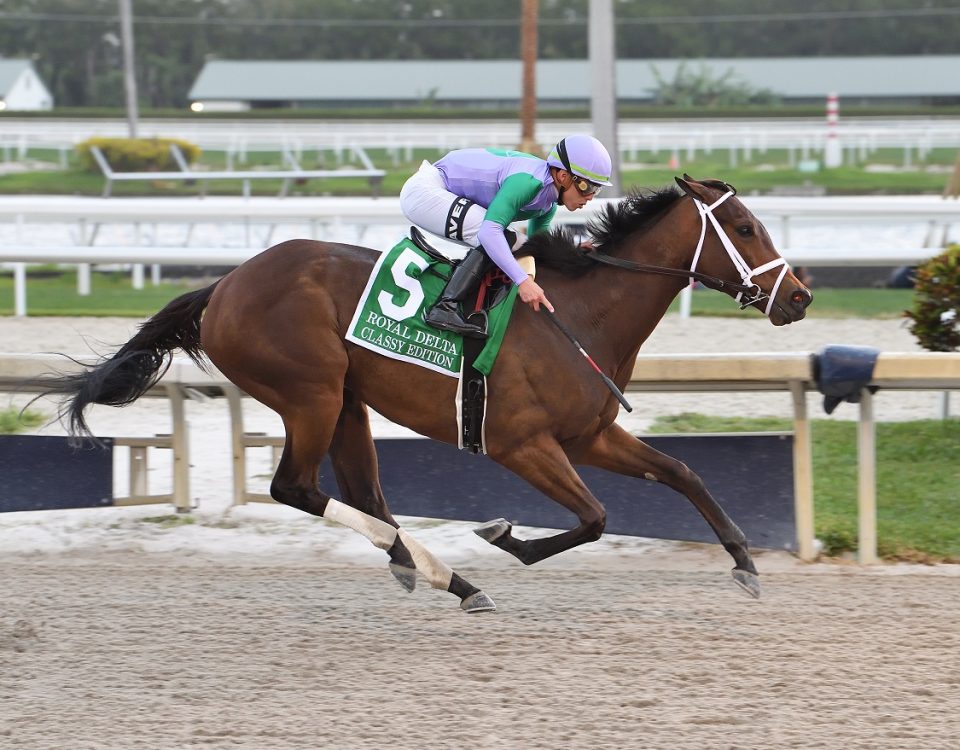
[589,189,790,317]
[690,190,789,316]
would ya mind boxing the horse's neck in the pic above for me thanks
[576,217,692,375]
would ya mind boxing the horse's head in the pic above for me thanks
[674,175,812,326]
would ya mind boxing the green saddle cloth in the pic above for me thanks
[345,238,518,377]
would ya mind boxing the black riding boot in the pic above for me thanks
[425,247,492,338]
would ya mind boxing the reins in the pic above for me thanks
[587,252,760,299]
[587,187,790,313]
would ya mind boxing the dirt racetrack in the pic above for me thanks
[2,315,959,748]
[2,547,959,750]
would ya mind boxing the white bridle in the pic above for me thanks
[688,190,789,317]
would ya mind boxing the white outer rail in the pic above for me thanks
[0,244,940,268]
[0,194,959,224]
[1,194,957,315]
[0,243,942,318]
[3,351,958,563]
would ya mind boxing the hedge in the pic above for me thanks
[75,137,202,173]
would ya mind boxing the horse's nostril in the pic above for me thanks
[791,289,812,308]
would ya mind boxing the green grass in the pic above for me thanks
[647,413,960,562]
[0,270,206,317]
[670,287,915,319]
[0,269,917,319]
[140,514,196,528]
[0,407,45,434]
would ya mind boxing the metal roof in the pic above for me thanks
[188,56,960,102]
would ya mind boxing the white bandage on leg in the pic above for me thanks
[397,528,454,590]
[322,498,399,551]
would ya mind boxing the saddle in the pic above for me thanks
[409,226,525,313]
[409,227,534,454]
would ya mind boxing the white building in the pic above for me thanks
[0,59,54,111]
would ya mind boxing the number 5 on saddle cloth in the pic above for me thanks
[345,229,530,454]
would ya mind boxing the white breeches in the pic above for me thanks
[399,161,486,246]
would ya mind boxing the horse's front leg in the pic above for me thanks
[576,423,761,598]
[477,434,607,565]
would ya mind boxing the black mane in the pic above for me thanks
[517,226,594,275]
[589,186,683,253]
[517,185,683,275]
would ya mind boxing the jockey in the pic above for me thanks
[399,134,613,338]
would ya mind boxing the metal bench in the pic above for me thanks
[89,144,385,198]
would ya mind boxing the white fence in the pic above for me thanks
[2,194,958,316]
[1,194,957,234]
[4,350,958,564]
[2,117,960,167]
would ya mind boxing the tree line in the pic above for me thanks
[0,0,958,108]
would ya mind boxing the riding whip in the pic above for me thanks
[542,309,633,412]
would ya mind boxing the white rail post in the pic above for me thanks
[790,381,816,561]
[14,263,27,317]
[132,222,144,290]
[225,385,248,506]
[824,92,842,168]
[678,282,693,319]
[129,446,148,497]
[857,388,879,564]
[78,264,91,296]
[13,214,27,316]
[165,383,192,513]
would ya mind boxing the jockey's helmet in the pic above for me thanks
[547,134,613,187]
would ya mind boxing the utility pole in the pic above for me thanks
[119,0,139,138]
[518,0,540,155]
[589,0,620,195]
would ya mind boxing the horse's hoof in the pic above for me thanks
[460,590,497,613]
[731,568,762,599]
[389,562,417,593]
[474,518,511,544]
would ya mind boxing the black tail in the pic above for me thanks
[34,282,219,441]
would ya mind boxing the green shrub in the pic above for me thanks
[650,61,780,107]
[75,137,202,173]
[0,407,44,434]
[905,244,960,352]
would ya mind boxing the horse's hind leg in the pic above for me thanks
[329,390,418,592]
[277,389,495,612]
[476,434,609,565]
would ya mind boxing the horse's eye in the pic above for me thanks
[736,225,754,237]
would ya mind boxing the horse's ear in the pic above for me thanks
[674,175,701,199]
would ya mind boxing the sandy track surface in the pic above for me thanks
[2,314,958,748]
[2,551,959,750]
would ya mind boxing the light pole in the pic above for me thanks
[119,0,139,138]
[589,0,620,195]
[518,0,540,155]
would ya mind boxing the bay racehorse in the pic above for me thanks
[39,176,811,613]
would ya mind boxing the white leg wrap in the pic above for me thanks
[397,528,454,591]
[323,498,399,551]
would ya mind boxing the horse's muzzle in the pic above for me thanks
[770,283,813,326]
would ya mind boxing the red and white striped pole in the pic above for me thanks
[824,91,842,168]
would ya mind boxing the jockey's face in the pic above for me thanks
[556,169,597,211]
